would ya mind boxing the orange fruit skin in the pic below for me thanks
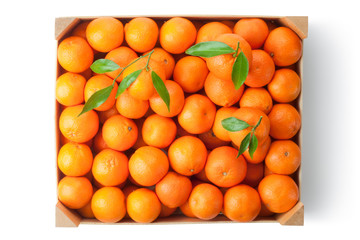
[71,21,90,39]
[86,17,124,52]
[243,135,271,164]
[142,114,177,148]
[168,136,207,176]
[104,46,138,81]
[173,56,209,93]
[59,105,99,143]
[57,36,94,73]
[264,27,302,66]
[242,163,264,187]
[196,22,232,43]
[57,142,93,176]
[204,72,244,107]
[132,118,147,150]
[258,202,275,217]
[122,184,139,219]
[129,146,169,186]
[258,174,299,213]
[239,87,273,114]
[98,104,119,124]
[56,72,86,107]
[84,75,118,111]
[60,132,93,148]
[206,33,252,82]
[212,107,238,142]
[175,120,195,138]
[264,165,275,177]
[189,183,223,220]
[198,129,229,150]
[244,49,275,87]
[91,187,126,223]
[125,17,159,53]
[159,205,177,218]
[178,94,216,134]
[179,200,196,218]
[102,115,138,151]
[122,57,166,100]
[92,149,129,187]
[265,140,301,175]
[77,199,95,218]
[228,107,270,147]
[149,80,185,117]
[267,68,301,103]
[93,128,109,154]
[160,17,197,54]
[127,188,162,223]
[223,184,261,222]
[144,48,175,79]
[233,18,269,49]
[155,171,192,208]
[116,90,149,119]
[58,176,93,209]
[205,146,247,188]
[268,104,301,139]
[194,166,211,183]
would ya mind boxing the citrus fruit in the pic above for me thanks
[56,72,86,107]
[58,176,93,209]
[168,136,207,176]
[129,146,169,186]
[57,142,93,176]
[92,149,129,187]
[102,114,138,151]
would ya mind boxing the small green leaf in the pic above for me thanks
[253,116,263,130]
[185,41,235,58]
[116,69,142,98]
[78,85,113,116]
[248,134,258,159]
[237,132,251,158]
[231,51,249,90]
[221,117,251,132]
[151,71,170,111]
[90,59,120,74]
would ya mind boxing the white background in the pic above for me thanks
[0,0,359,239]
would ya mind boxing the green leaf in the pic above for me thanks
[253,116,263,130]
[221,117,251,132]
[231,51,249,90]
[90,59,120,74]
[116,69,142,98]
[78,85,113,116]
[185,41,235,58]
[151,71,170,111]
[237,132,251,158]
[248,134,258,159]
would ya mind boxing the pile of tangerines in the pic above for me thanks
[56,16,302,223]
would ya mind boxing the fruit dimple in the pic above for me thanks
[103,155,118,172]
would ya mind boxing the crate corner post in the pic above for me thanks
[56,201,82,228]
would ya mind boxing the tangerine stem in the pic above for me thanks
[111,49,155,85]
[233,42,240,58]
[145,49,155,71]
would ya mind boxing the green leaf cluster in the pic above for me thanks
[79,51,170,116]
[186,41,249,90]
[221,116,263,159]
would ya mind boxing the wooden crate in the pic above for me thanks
[55,15,307,227]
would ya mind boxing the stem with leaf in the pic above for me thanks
[185,41,249,91]
[78,49,170,116]
[221,116,263,159]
